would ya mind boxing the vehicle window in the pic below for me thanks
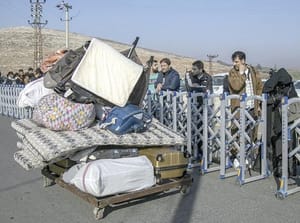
[294,81,300,89]
[213,76,224,86]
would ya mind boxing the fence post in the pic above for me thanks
[278,96,289,198]
[261,93,268,177]
[238,93,247,184]
[187,92,192,160]
[220,93,227,178]
[0,85,3,115]
[159,91,164,123]
[202,93,209,172]
[172,91,177,131]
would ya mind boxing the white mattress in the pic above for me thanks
[71,38,143,107]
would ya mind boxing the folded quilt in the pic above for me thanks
[12,119,186,170]
[14,150,45,170]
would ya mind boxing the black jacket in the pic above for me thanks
[263,68,297,98]
[185,72,213,93]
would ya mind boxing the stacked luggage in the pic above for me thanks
[12,37,192,219]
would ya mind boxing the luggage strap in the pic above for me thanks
[82,162,93,193]
[155,164,188,171]
[99,118,117,129]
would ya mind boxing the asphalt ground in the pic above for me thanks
[0,115,300,223]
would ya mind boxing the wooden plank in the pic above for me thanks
[55,178,99,206]
[97,176,192,207]
[55,175,192,209]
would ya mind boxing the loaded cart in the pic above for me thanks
[12,118,192,220]
[42,166,192,220]
[12,37,192,220]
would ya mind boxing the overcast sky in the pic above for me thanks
[0,0,299,69]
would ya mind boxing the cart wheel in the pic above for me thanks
[93,207,105,220]
[180,185,191,195]
[43,176,55,187]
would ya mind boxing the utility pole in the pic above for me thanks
[207,54,219,75]
[28,0,47,70]
[56,1,72,49]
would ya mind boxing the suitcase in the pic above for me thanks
[48,158,77,175]
[88,147,139,160]
[139,147,188,183]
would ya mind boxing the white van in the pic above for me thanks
[212,72,228,94]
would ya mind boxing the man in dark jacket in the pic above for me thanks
[184,60,212,161]
[154,58,180,92]
[185,60,213,94]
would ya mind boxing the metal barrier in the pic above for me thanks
[0,84,33,119]
[236,93,268,184]
[217,93,269,184]
[219,93,241,179]
[276,97,300,199]
[144,91,270,185]
[4,84,300,196]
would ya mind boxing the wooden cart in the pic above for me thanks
[41,165,193,220]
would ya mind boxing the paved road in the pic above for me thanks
[0,115,300,223]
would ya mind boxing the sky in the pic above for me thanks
[0,0,299,69]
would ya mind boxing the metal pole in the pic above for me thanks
[28,0,47,69]
[57,1,72,49]
[65,6,69,48]
[207,54,219,75]
[219,93,226,178]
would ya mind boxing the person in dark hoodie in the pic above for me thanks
[185,60,213,94]
[184,60,213,161]
[263,68,299,186]
[154,58,180,92]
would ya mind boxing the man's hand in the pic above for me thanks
[239,64,246,75]
[156,83,162,93]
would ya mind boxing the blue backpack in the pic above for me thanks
[100,104,152,135]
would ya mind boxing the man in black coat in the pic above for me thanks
[184,60,213,161]
[262,68,299,184]
[185,60,213,94]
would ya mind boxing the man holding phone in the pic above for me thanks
[228,51,263,169]
[228,51,263,120]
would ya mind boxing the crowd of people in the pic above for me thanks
[150,51,299,186]
[0,67,44,85]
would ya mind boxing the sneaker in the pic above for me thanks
[233,158,240,170]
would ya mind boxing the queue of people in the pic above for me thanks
[0,67,43,85]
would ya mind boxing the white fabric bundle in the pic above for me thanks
[69,156,155,197]
[17,77,53,108]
